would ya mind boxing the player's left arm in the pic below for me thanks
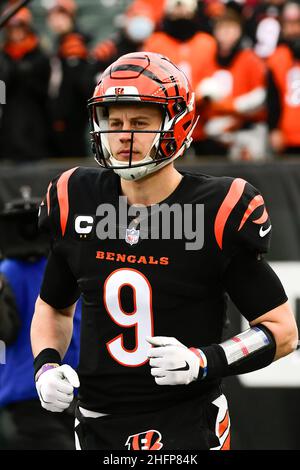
[147,269,298,386]
[221,250,298,362]
[249,302,296,361]
[148,180,298,386]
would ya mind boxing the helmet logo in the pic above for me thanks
[115,87,125,95]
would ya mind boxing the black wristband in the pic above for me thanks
[33,348,62,377]
[199,344,227,379]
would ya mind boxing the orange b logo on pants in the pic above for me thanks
[125,429,163,450]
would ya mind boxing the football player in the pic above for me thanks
[31,52,298,450]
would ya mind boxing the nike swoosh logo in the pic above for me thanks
[259,225,272,237]
[167,362,190,372]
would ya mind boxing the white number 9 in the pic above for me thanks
[104,268,154,367]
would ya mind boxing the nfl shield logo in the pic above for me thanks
[125,227,140,245]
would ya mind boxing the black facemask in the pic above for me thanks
[163,18,199,42]
[285,38,300,60]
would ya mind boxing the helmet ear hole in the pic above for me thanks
[173,102,186,114]
[166,140,177,155]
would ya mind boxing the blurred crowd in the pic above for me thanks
[1,0,300,161]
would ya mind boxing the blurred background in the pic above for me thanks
[0,0,300,450]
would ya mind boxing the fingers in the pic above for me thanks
[42,377,73,396]
[148,346,166,358]
[154,376,170,386]
[147,338,193,386]
[40,383,74,404]
[56,379,74,395]
[149,355,187,370]
[54,390,74,404]
[151,371,182,386]
[150,367,166,378]
[59,365,80,388]
[149,357,164,368]
[36,365,79,413]
[146,336,179,347]
[41,397,71,412]
[41,402,66,413]
[148,345,181,360]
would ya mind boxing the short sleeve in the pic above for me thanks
[38,167,79,241]
[38,176,61,240]
[40,249,80,309]
[223,252,288,322]
[38,168,81,308]
[215,178,272,256]
[232,180,271,254]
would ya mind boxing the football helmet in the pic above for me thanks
[88,51,197,180]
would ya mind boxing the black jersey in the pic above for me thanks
[39,167,273,413]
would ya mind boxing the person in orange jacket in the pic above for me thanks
[195,11,267,160]
[143,0,217,149]
[143,0,216,88]
[0,8,51,161]
[45,0,95,158]
[267,2,300,155]
[91,2,155,74]
[126,0,165,27]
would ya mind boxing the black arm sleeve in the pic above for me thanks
[200,324,276,379]
[267,69,281,130]
[40,249,80,309]
[223,252,288,322]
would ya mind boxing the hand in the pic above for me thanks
[92,39,117,62]
[59,34,88,59]
[35,364,80,412]
[204,116,239,137]
[147,336,201,386]
[196,77,225,103]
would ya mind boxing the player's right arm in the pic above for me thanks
[31,244,80,360]
[31,170,81,412]
[31,295,76,361]
[31,295,79,413]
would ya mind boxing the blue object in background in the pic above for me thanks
[0,257,81,407]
